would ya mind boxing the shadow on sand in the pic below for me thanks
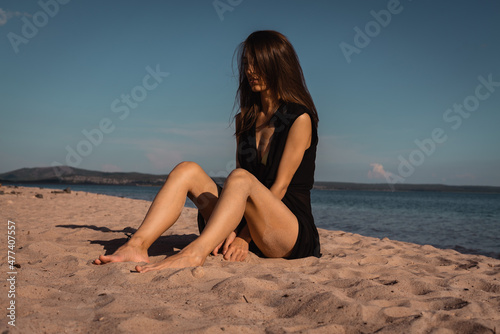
[56,224,198,257]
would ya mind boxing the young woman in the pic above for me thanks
[94,30,320,273]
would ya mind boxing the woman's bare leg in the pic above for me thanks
[94,161,219,265]
[135,168,299,272]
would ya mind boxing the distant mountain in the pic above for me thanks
[1,167,499,193]
[314,181,500,193]
[0,166,168,186]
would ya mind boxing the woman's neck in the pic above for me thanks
[259,89,279,116]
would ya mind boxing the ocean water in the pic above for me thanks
[13,183,500,259]
[311,190,500,259]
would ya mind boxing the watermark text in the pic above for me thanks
[50,64,169,176]
[383,73,499,189]
[6,220,17,327]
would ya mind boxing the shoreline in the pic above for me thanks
[1,186,499,333]
[5,180,500,194]
[3,184,499,260]
[2,171,500,193]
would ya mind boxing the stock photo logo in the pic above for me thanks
[213,0,243,21]
[382,74,499,189]
[339,0,409,64]
[51,65,169,177]
[6,0,71,54]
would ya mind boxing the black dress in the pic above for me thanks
[198,102,321,259]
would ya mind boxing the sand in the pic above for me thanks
[1,185,499,334]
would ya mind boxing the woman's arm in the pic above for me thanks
[235,113,241,168]
[223,112,312,261]
[270,112,312,199]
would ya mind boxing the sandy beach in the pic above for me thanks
[1,185,499,333]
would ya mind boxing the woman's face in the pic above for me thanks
[244,52,268,93]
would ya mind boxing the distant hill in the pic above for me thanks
[0,166,169,186]
[314,181,500,193]
[1,167,499,193]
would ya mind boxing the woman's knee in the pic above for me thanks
[225,168,253,188]
[168,161,203,181]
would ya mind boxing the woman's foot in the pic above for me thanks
[94,243,149,265]
[135,249,205,273]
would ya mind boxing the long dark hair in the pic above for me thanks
[234,30,318,137]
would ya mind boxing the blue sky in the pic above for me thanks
[1,0,499,186]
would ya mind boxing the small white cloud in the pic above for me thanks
[0,8,31,26]
[0,9,8,26]
[368,163,392,180]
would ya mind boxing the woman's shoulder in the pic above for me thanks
[280,102,318,143]
[282,102,313,119]
[278,102,314,127]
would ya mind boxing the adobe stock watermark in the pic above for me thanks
[6,220,17,327]
[382,73,499,190]
[213,0,243,21]
[339,0,411,64]
[7,0,71,54]
[50,65,169,177]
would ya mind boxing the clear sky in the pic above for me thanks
[1,0,499,186]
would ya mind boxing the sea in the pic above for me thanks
[14,183,500,259]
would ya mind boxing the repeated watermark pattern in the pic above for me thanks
[7,0,71,54]
[213,0,243,21]
[50,64,169,178]
[339,0,410,64]
[382,73,499,190]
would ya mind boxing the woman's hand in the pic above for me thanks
[223,236,249,262]
[212,231,249,262]
[212,231,236,256]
